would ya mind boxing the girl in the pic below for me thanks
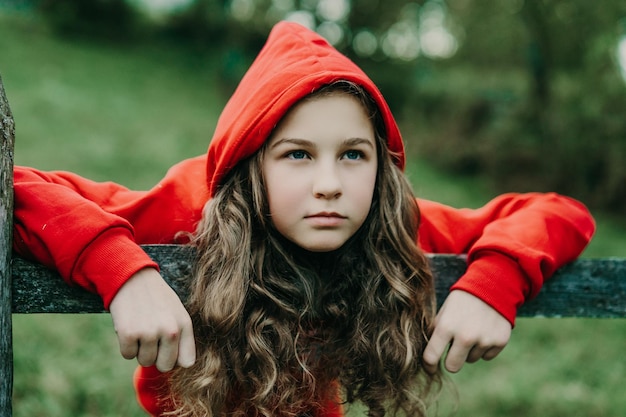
[167,79,440,417]
[13,22,595,416]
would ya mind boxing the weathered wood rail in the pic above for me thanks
[10,246,626,318]
[1,73,626,417]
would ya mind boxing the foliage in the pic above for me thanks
[36,0,141,40]
[406,0,626,212]
[407,66,626,210]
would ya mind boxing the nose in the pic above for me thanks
[312,163,342,199]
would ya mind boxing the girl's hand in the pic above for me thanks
[109,268,196,372]
[423,290,512,373]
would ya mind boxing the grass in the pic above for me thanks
[2,10,625,417]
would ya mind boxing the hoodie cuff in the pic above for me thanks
[449,251,530,326]
[71,227,159,309]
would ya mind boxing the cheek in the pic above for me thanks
[268,193,302,217]
[265,174,304,216]
[351,170,377,219]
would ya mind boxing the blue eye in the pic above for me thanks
[343,150,363,160]
[288,150,308,160]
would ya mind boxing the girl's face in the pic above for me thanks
[263,93,378,252]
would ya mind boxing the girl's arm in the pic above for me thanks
[13,165,158,306]
[13,158,207,371]
[13,156,206,304]
[416,192,595,372]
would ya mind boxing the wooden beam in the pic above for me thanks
[12,245,626,318]
[0,73,16,417]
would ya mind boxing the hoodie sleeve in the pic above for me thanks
[416,192,596,325]
[12,156,207,308]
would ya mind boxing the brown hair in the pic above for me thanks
[167,81,441,417]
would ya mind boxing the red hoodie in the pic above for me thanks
[13,21,595,416]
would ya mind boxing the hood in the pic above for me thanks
[206,21,405,196]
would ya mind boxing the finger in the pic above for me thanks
[482,346,504,361]
[465,345,487,364]
[422,331,450,373]
[154,330,181,372]
[118,336,139,360]
[177,321,197,368]
[136,337,159,368]
[443,339,471,373]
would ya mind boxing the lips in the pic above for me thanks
[305,212,347,227]
[306,211,346,218]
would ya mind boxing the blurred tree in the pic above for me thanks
[413,0,626,211]
[37,0,140,40]
[147,0,443,110]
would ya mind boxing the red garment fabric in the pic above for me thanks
[12,21,595,417]
[204,20,405,196]
[134,365,344,417]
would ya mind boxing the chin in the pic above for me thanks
[299,241,346,253]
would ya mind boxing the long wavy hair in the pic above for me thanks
[167,81,442,417]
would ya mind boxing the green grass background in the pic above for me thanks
[2,11,625,417]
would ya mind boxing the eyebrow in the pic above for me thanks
[269,137,375,150]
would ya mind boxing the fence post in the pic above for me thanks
[0,73,15,416]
